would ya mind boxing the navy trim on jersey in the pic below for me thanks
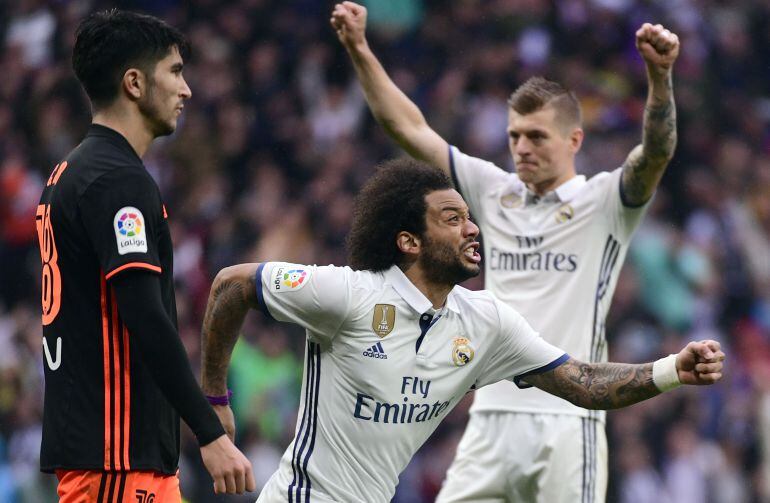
[512,353,569,388]
[448,146,463,197]
[618,170,651,208]
[289,341,321,502]
[581,417,597,503]
[591,236,620,363]
[255,263,274,320]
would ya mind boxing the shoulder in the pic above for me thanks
[449,287,501,324]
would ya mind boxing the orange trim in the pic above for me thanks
[122,324,131,470]
[50,161,68,186]
[100,276,111,471]
[111,292,121,471]
[105,262,162,280]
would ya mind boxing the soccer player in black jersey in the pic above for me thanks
[35,10,255,500]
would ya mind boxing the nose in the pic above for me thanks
[464,218,480,239]
[180,77,192,99]
[515,136,531,156]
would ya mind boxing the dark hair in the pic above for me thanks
[508,76,582,131]
[347,158,453,271]
[72,9,189,109]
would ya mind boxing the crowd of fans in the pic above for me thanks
[1,0,769,501]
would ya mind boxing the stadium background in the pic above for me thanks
[1,0,769,501]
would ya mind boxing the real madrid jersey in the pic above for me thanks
[449,145,650,419]
[255,262,566,502]
[38,124,181,473]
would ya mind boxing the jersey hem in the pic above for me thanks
[105,262,162,280]
[469,406,606,422]
[41,463,179,475]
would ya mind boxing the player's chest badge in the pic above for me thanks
[555,203,574,223]
[451,337,475,366]
[372,304,396,338]
[500,192,522,209]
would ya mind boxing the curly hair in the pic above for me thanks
[347,158,453,271]
[508,76,582,132]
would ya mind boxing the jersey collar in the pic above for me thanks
[522,174,586,206]
[384,266,461,315]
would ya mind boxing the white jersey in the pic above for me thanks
[449,146,650,418]
[254,262,566,502]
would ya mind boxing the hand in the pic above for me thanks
[676,340,725,385]
[212,404,236,442]
[200,434,256,495]
[635,23,680,74]
[331,1,368,49]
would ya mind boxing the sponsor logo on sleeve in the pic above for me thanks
[271,265,311,293]
[113,206,147,255]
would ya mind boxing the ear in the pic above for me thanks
[396,231,421,258]
[570,127,584,153]
[121,68,145,101]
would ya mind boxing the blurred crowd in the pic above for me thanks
[1,0,769,501]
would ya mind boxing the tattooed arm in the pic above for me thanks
[201,263,260,398]
[621,23,680,206]
[523,340,725,410]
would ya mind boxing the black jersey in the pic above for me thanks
[37,125,180,473]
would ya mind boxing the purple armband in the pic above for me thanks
[206,389,232,406]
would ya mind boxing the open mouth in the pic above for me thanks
[463,242,481,264]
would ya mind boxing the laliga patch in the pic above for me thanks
[114,206,148,255]
[271,265,311,293]
[451,337,475,366]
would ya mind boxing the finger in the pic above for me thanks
[343,1,362,14]
[213,474,226,495]
[701,339,721,352]
[695,362,722,374]
[235,468,246,494]
[698,372,722,383]
[225,472,237,494]
[246,465,257,492]
[692,342,714,360]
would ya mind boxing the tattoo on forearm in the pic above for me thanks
[622,73,677,205]
[201,272,254,394]
[524,358,660,410]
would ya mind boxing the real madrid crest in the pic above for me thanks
[372,304,396,338]
[555,203,574,223]
[451,337,475,366]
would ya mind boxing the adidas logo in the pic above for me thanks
[363,342,388,360]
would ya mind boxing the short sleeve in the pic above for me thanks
[449,146,510,225]
[78,169,162,280]
[476,298,567,389]
[598,168,653,243]
[256,262,355,344]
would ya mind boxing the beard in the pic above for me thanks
[418,234,480,286]
[138,81,176,137]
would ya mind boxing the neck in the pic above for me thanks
[527,169,576,196]
[92,106,153,157]
[401,263,453,310]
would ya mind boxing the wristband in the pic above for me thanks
[652,354,681,392]
[206,389,232,406]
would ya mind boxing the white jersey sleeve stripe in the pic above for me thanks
[289,341,321,502]
[512,353,569,389]
[255,262,274,320]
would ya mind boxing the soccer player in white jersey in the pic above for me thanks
[331,2,680,501]
[198,160,723,503]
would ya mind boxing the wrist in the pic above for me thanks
[206,389,233,406]
[652,354,681,392]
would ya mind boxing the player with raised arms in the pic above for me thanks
[332,2,680,500]
[200,159,722,503]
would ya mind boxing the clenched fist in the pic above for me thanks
[636,23,680,75]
